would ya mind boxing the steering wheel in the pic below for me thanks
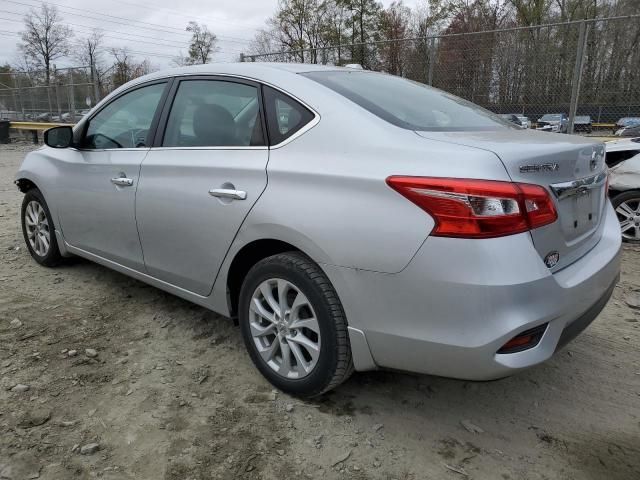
[92,133,123,149]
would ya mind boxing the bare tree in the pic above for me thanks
[379,1,412,75]
[110,48,133,88]
[109,48,155,88]
[74,29,103,100]
[248,29,288,61]
[186,22,217,64]
[171,52,190,67]
[19,3,72,85]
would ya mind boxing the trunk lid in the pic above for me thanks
[415,129,608,271]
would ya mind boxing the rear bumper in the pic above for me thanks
[324,200,621,379]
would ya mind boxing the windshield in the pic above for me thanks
[619,117,640,126]
[540,114,562,121]
[575,116,590,122]
[301,70,512,131]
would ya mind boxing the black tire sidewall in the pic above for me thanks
[238,255,341,397]
[21,189,62,266]
[612,191,640,244]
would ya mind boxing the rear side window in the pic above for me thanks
[263,86,315,145]
[163,80,264,147]
[301,71,512,132]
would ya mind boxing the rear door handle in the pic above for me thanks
[111,177,134,187]
[208,189,247,200]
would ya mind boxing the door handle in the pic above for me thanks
[111,177,134,187]
[208,188,247,200]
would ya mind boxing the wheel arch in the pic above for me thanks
[225,238,308,319]
[15,177,39,193]
[610,188,640,200]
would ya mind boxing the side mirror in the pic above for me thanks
[44,126,73,148]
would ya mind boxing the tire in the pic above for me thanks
[238,252,353,397]
[21,188,63,266]
[611,191,640,244]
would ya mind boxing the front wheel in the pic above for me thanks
[21,188,63,266]
[612,191,640,243]
[238,252,353,397]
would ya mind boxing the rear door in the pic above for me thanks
[135,77,269,296]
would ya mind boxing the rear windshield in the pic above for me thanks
[301,70,511,131]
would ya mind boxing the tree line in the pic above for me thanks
[1,1,638,120]
[248,0,640,118]
[1,3,218,99]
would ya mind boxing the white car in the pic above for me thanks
[606,138,640,242]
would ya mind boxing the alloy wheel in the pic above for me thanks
[24,200,50,257]
[249,278,321,379]
[616,198,640,241]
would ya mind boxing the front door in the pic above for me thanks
[57,81,168,270]
[136,78,269,295]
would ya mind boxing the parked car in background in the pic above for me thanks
[516,115,530,128]
[573,115,592,133]
[606,138,640,243]
[615,123,640,137]
[615,117,640,130]
[35,112,51,122]
[499,114,528,128]
[15,63,620,396]
[536,113,568,133]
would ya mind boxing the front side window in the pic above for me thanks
[83,82,166,149]
[302,70,512,132]
[162,80,263,147]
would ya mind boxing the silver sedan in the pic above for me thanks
[15,63,621,396]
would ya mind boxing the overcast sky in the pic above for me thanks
[0,0,420,69]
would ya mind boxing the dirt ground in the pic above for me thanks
[0,142,639,480]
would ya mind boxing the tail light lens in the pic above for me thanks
[386,176,557,239]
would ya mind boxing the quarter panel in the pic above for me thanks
[258,114,511,274]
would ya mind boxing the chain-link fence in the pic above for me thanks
[0,66,101,123]
[243,15,640,135]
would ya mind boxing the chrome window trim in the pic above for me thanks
[167,72,321,150]
[72,72,320,152]
[69,148,150,153]
[148,146,269,151]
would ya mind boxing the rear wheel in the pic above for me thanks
[612,191,640,243]
[238,252,353,397]
[21,188,63,266]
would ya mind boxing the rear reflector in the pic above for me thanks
[497,323,548,354]
[386,176,557,238]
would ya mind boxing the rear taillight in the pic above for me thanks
[386,176,557,239]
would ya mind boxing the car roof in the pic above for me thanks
[128,62,346,84]
[605,137,640,152]
[105,62,360,105]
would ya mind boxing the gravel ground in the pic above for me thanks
[0,143,639,480]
